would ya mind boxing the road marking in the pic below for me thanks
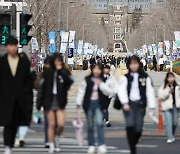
[137,144,158,148]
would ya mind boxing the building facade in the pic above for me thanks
[89,0,152,13]
[89,0,154,53]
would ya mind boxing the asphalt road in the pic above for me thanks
[0,70,180,154]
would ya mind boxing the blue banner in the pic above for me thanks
[48,31,56,53]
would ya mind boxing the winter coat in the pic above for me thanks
[37,68,73,111]
[76,76,112,112]
[117,73,156,109]
[158,85,180,111]
[0,53,34,126]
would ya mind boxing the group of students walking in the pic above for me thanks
[0,36,179,154]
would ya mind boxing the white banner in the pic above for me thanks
[83,43,89,55]
[142,45,148,54]
[31,37,39,51]
[164,40,170,55]
[148,45,153,56]
[158,42,164,55]
[77,40,83,55]
[87,43,93,54]
[69,31,76,48]
[60,32,69,53]
[173,41,177,52]
[174,31,180,48]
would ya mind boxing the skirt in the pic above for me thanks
[50,95,61,111]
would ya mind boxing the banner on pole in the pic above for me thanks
[158,42,164,55]
[148,45,153,56]
[77,40,83,55]
[60,32,69,53]
[31,37,39,51]
[48,31,56,53]
[152,44,157,55]
[174,31,180,48]
[83,43,89,55]
[69,31,75,48]
[68,48,74,64]
[164,41,170,55]
[142,45,147,54]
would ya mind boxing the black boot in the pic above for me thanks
[126,127,136,154]
[135,132,142,145]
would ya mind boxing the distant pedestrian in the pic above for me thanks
[0,36,34,154]
[36,56,52,148]
[83,58,88,70]
[76,64,111,154]
[103,65,113,127]
[89,56,96,70]
[159,56,164,72]
[140,57,147,71]
[151,55,157,71]
[158,72,180,144]
[36,53,73,153]
[117,55,156,154]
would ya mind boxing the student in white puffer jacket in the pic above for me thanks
[158,72,180,144]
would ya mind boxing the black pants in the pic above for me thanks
[123,102,145,154]
[160,64,164,71]
[3,103,23,148]
[103,99,111,121]
[151,65,157,71]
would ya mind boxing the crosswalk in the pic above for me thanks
[0,136,130,154]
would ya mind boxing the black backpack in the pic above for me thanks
[113,94,122,110]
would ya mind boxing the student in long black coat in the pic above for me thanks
[0,36,33,154]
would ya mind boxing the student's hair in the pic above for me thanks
[104,65,110,70]
[44,56,52,65]
[50,53,65,70]
[87,63,104,79]
[164,72,177,88]
[127,55,144,74]
[5,36,18,46]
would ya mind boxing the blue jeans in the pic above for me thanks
[123,102,145,133]
[16,126,28,140]
[86,100,105,146]
[164,104,179,140]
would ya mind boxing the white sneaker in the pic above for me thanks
[167,139,173,144]
[14,138,20,147]
[87,146,95,154]
[48,143,55,154]
[4,147,12,154]
[172,138,175,142]
[98,145,107,154]
[54,136,61,152]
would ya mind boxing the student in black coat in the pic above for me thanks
[0,36,34,154]
[37,53,73,153]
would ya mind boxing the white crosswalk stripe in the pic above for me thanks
[0,137,130,154]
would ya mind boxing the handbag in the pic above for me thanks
[113,94,122,110]
[72,108,84,147]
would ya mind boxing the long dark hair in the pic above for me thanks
[50,53,65,70]
[127,55,145,75]
[164,72,177,88]
[87,63,104,79]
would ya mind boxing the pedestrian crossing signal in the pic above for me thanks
[20,13,32,46]
[0,14,11,45]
